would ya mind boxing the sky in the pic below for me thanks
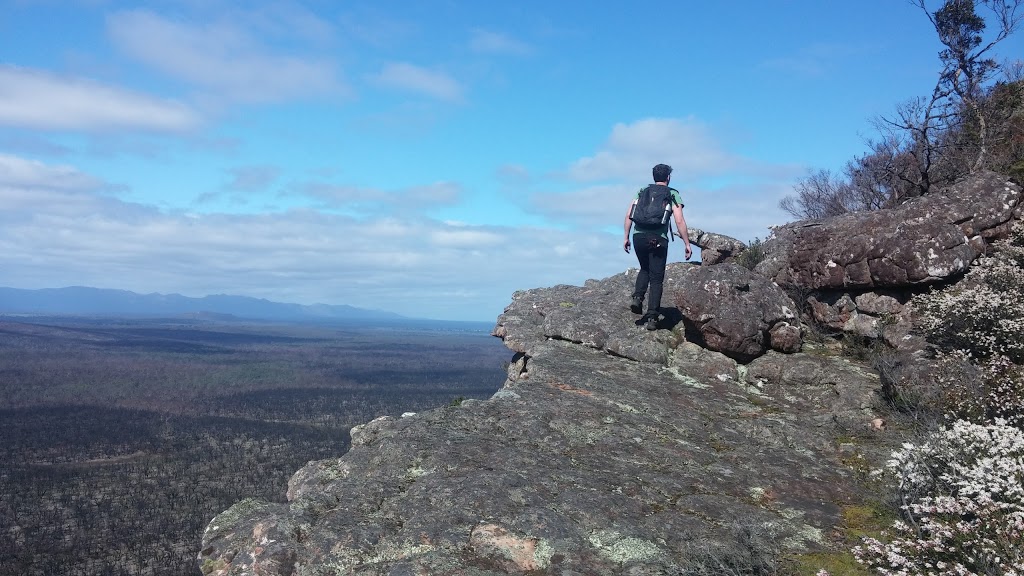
[1,1,1022,322]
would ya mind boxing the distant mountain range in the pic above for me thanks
[0,286,405,322]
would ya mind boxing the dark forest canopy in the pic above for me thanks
[0,318,507,576]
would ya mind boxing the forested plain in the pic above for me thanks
[0,316,509,576]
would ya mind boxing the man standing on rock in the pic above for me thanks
[623,163,692,331]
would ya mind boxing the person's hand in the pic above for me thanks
[684,245,693,260]
[623,238,631,253]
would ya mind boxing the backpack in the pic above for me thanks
[630,184,673,227]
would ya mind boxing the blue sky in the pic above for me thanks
[1,1,1022,321]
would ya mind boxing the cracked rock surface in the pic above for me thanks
[755,171,1022,290]
[200,268,886,575]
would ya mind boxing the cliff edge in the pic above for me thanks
[198,172,1021,575]
[198,265,883,575]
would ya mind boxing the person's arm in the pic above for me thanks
[623,201,636,253]
[673,204,692,260]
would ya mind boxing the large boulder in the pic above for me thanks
[673,263,802,361]
[493,262,801,364]
[756,171,1022,290]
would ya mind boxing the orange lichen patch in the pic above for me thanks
[551,382,593,396]
[470,523,542,572]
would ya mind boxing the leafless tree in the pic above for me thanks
[781,1,1023,220]
[909,0,1023,174]
[779,169,849,220]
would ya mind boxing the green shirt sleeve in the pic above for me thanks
[670,188,684,208]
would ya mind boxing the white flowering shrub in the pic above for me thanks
[913,221,1024,363]
[816,224,1024,574]
[854,419,1024,575]
[906,221,1024,428]
[930,351,1024,429]
[913,257,1024,362]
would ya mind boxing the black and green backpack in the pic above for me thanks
[630,184,673,227]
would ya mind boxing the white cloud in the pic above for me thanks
[470,29,533,55]
[679,182,793,242]
[0,153,107,193]
[497,164,530,184]
[0,156,632,321]
[371,62,464,102]
[567,117,746,183]
[527,183,633,227]
[524,118,800,242]
[106,9,345,105]
[293,180,462,215]
[0,65,200,132]
[406,182,462,205]
[429,228,503,248]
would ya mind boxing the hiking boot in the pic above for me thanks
[645,316,658,331]
[630,296,643,314]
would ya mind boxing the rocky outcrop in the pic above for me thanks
[199,268,886,575]
[673,264,801,360]
[495,263,801,363]
[756,172,1022,290]
[755,172,1022,344]
[689,228,748,265]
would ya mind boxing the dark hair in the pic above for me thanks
[652,164,673,183]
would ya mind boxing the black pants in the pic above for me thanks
[632,232,668,317]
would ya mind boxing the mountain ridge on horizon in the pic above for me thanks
[0,285,408,323]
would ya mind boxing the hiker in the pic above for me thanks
[623,163,692,331]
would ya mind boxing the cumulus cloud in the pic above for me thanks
[496,164,531,185]
[405,182,463,205]
[0,65,200,132]
[0,156,628,321]
[567,117,747,183]
[524,118,799,241]
[106,9,345,105]
[429,227,504,248]
[371,62,464,102]
[683,181,793,240]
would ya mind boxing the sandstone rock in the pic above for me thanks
[670,341,740,381]
[769,322,802,353]
[197,172,1024,574]
[493,265,685,366]
[745,351,880,429]
[493,263,802,364]
[673,263,802,360]
[756,171,1022,290]
[199,267,888,575]
[200,337,885,576]
[853,292,902,316]
[689,227,748,266]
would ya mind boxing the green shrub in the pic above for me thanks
[735,237,766,270]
